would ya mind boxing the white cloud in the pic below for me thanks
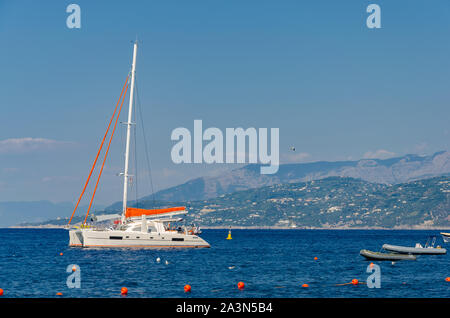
[2,167,19,173]
[0,138,71,154]
[224,151,259,163]
[41,176,77,183]
[413,142,428,154]
[162,168,179,178]
[281,152,311,163]
[41,176,52,183]
[363,149,396,159]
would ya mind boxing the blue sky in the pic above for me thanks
[0,0,449,205]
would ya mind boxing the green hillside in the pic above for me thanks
[181,176,450,228]
[19,176,450,229]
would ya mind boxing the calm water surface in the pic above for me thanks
[0,229,448,298]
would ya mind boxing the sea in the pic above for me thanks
[0,229,448,298]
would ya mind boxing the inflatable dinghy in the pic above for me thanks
[382,244,446,255]
[441,233,450,243]
[360,249,417,261]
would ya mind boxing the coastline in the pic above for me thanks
[6,225,450,230]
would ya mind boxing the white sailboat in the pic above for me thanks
[67,42,210,248]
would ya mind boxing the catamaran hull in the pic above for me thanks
[69,229,210,248]
[69,229,83,247]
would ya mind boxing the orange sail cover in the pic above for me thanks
[125,206,186,218]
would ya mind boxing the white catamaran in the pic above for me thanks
[67,42,210,248]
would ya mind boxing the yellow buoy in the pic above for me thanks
[226,229,232,240]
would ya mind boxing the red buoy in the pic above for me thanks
[72,265,77,272]
[351,279,359,285]
[59,252,63,256]
[237,282,245,290]
[56,292,63,296]
[445,277,450,282]
[0,289,4,296]
[184,285,191,293]
[302,284,309,288]
[314,257,318,260]
[121,287,128,295]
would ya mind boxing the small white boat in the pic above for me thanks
[441,232,450,243]
[382,243,446,255]
[67,42,209,249]
[383,236,447,255]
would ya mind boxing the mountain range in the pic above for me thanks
[4,151,450,228]
[18,175,450,229]
[145,151,450,202]
[180,175,450,228]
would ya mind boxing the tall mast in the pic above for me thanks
[122,41,138,222]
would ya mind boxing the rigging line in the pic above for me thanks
[133,87,139,209]
[83,82,129,225]
[135,77,156,204]
[68,75,129,225]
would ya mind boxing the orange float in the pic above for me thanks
[121,287,128,295]
[237,282,245,290]
[184,285,191,292]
